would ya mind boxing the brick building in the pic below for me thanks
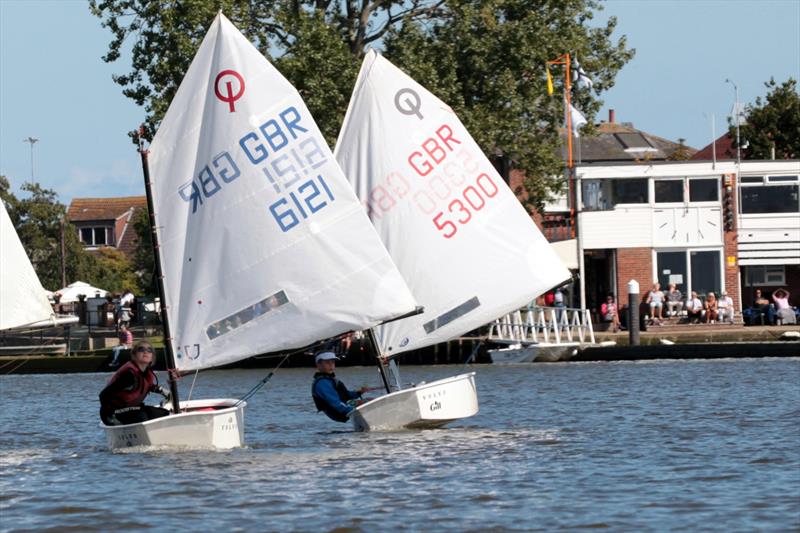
[66,196,147,258]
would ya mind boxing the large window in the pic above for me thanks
[79,226,113,246]
[654,180,683,203]
[740,184,800,214]
[656,249,722,298]
[656,251,687,294]
[612,178,648,204]
[745,266,786,286]
[689,178,718,202]
[690,250,721,296]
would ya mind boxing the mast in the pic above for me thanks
[365,328,392,394]
[139,148,181,413]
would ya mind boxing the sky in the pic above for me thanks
[1,0,799,205]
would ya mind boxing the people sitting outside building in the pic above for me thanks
[718,291,735,323]
[748,289,775,325]
[646,282,664,325]
[704,292,719,324]
[109,324,133,367]
[666,283,683,317]
[772,288,797,325]
[600,294,621,333]
[686,291,703,323]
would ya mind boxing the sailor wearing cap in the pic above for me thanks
[311,351,366,423]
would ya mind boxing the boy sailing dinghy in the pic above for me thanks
[101,15,417,450]
[335,51,571,431]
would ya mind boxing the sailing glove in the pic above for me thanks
[154,385,171,401]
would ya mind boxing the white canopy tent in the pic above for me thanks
[55,281,108,303]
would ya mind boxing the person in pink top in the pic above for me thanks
[110,324,134,367]
[772,288,797,325]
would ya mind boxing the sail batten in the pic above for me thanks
[148,16,416,371]
[335,51,571,358]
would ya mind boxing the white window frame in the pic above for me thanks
[652,247,725,296]
[79,226,113,247]
[744,265,786,286]
[738,174,800,216]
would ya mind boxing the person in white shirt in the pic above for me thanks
[718,291,734,323]
[686,291,703,324]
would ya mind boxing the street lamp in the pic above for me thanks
[23,136,39,180]
[725,79,741,165]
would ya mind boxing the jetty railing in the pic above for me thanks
[488,306,596,345]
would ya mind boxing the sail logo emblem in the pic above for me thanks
[214,69,245,112]
[394,88,424,120]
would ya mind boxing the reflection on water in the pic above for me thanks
[1,359,799,530]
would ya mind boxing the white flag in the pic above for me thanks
[572,58,593,90]
[569,103,588,137]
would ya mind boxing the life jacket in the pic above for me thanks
[100,361,156,412]
[312,372,353,423]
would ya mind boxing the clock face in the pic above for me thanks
[654,208,692,244]
[697,208,721,241]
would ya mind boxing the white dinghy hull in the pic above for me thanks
[488,342,580,364]
[351,372,478,431]
[101,399,245,450]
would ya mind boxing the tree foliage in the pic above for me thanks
[383,0,633,210]
[0,178,94,290]
[734,78,800,160]
[131,207,156,296]
[90,0,633,209]
[90,247,141,293]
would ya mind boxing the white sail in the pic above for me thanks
[148,15,417,372]
[0,201,54,330]
[335,51,570,358]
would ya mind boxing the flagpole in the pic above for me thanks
[547,53,577,238]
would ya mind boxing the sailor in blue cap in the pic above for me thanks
[311,351,367,422]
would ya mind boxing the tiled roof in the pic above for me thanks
[571,122,695,163]
[67,196,147,222]
[690,132,737,161]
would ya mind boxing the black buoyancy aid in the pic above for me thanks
[100,361,156,412]
[312,372,353,423]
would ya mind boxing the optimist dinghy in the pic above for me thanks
[335,51,571,431]
[101,15,417,450]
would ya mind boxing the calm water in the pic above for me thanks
[1,359,799,532]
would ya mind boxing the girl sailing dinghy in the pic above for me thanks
[101,15,418,450]
[335,51,571,431]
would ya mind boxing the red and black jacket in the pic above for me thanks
[99,361,158,415]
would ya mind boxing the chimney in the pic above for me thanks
[609,109,616,123]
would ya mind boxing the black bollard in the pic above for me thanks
[628,280,640,346]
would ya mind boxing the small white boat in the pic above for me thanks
[102,399,245,450]
[101,14,418,450]
[337,51,571,431]
[488,342,580,364]
[352,373,477,431]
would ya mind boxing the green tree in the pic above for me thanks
[383,0,634,210]
[734,78,800,160]
[1,179,95,290]
[131,207,156,296]
[89,0,444,144]
[90,247,141,293]
[91,0,633,209]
